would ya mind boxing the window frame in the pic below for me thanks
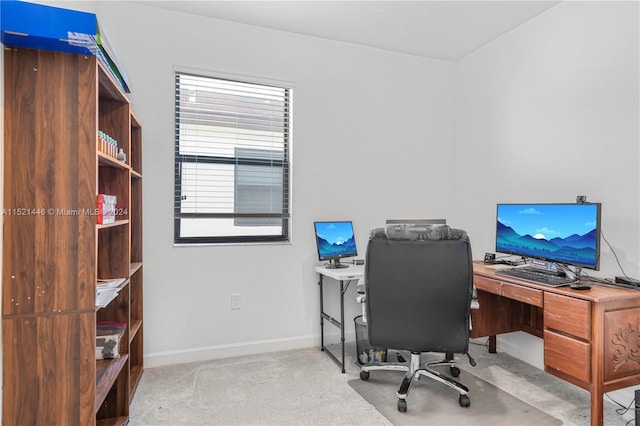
[173,69,293,245]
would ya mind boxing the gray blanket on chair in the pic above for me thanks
[370,224,468,241]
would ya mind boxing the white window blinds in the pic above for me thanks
[174,72,291,244]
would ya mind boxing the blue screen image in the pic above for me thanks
[496,203,600,269]
[314,221,357,260]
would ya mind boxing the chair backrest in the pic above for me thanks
[365,224,473,354]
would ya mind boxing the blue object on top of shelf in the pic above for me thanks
[1,0,97,54]
[1,0,130,93]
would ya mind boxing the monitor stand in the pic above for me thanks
[325,258,349,269]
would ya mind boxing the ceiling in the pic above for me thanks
[132,1,561,61]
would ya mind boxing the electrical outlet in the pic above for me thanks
[231,293,241,310]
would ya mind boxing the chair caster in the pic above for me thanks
[450,366,461,377]
[360,370,370,381]
[459,394,470,407]
[397,399,407,412]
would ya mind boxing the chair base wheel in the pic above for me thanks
[450,366,461,377]
[459,394,470,407]
[360,370,370,381]
[397,399,407,412]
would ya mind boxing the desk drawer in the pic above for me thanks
[474,275,501,295]
[501,282,543,307]
[544,329,591,384]
[473,275,543,307]
[544,293,590,340]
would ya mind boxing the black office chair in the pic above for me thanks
[359,223,474,412]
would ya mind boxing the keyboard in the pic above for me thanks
[495,267,577,287]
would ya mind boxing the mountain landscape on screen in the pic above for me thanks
[316,235,356,258]
[496,221,596,264]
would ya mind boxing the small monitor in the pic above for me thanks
[314,221,357,269]
[496,203,601,270]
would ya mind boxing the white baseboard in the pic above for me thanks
[144,334,318,368]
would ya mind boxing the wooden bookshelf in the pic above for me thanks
[2,47,143,424]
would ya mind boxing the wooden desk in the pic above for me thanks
[471,262,640,426]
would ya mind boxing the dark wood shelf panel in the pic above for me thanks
[130,365,144,401]
[98,62,128,103]
[130,319,142,341]
[130,262,143,276]
[95,355,129,410]
[128,105,144,416]
[97,219,130,230]
[96,416,129,426]
[130,113,143,174]
[98,151,130,169]
[130,111,141,125]
[3,47,143,424]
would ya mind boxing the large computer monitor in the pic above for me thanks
[496,203,601,270]
[314,221,358,269]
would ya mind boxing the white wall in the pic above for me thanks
[88,1,456,366]
[453,0,639,404]
[454,1,639,280]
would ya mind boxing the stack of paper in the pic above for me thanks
[96,278,126,308]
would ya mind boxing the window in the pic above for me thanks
[174,72,292,244]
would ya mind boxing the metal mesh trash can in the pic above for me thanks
[354,315,387,365]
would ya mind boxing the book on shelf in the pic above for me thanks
[95,278,126,308]
[97,278,126,288]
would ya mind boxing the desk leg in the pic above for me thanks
[590,390,604,426]
[319,275,325,352]
[318,274,348,373]
[488,336,497,353]
[340,280,346,373]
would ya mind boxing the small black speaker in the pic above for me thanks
[484,253,496,263]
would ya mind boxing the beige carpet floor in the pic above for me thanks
[129,341,633,425]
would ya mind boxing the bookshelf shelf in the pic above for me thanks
[95,355,129,409]
[98,151,130,169]
[98,219,130,230]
